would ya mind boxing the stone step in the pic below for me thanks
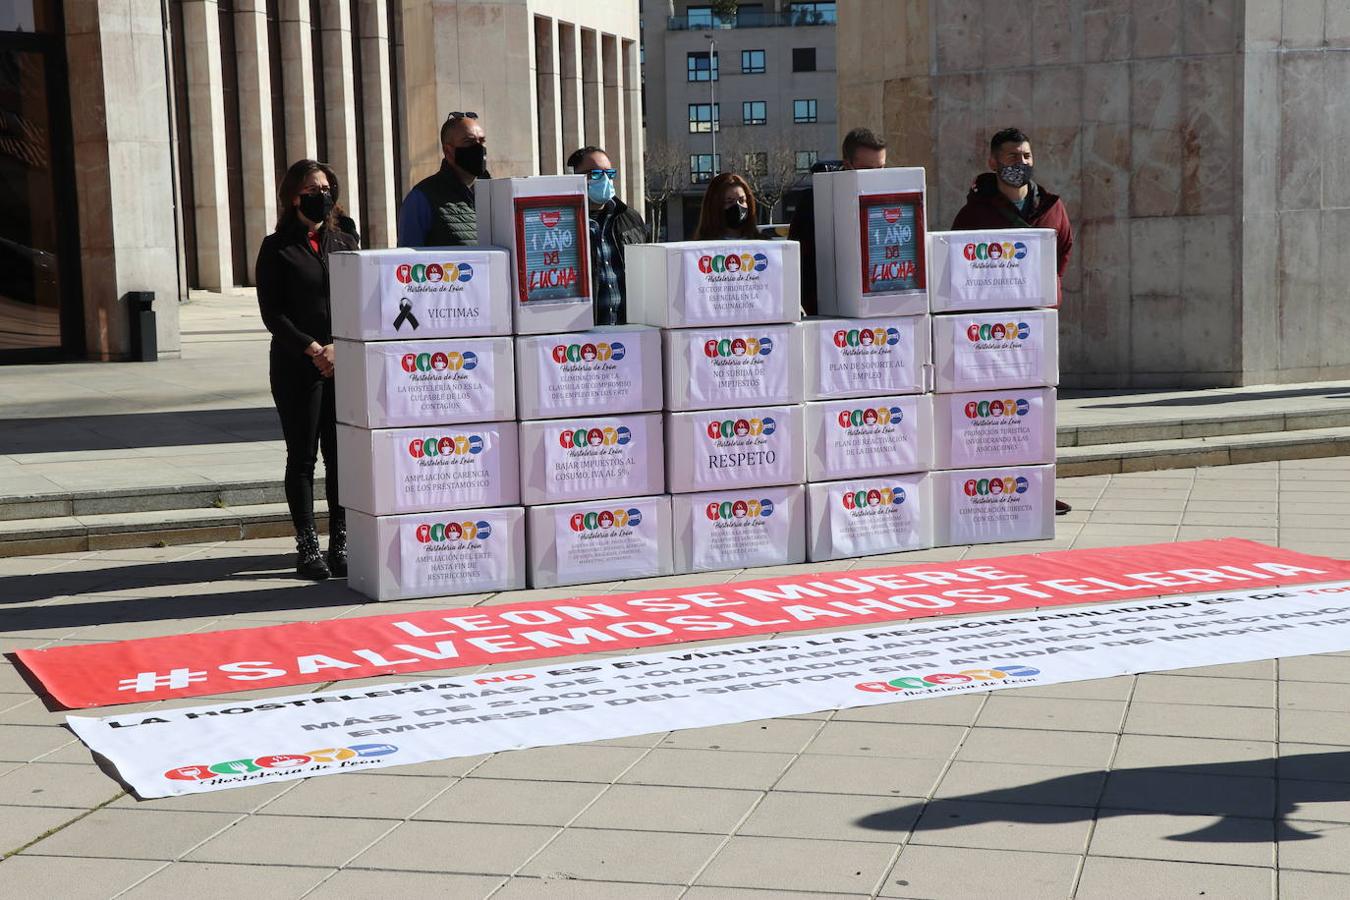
[0,502,328,558]
[1057,425,1350,476]
[1057,405,1350,448]
[0,480,323,523]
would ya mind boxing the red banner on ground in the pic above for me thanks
[16,539,1350,709]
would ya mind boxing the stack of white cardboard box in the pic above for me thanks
[626,240,806,573]
[331,245,525,600]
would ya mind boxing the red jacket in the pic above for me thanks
[950,173,1073,304]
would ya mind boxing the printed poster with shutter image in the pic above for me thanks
[858,192,926,296]
[514,195,590,304]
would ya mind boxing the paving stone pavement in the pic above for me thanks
[0,458,1349,897]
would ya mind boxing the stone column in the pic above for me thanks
[181,0,233,291]
[318,0,360,229]
[233,0,277,282]
[64,0,181,358]
[358,0,397,248]
[558,21,583,160]
[580,27,604,146]
[622,37,644,219]
[601,32,623,183]
[534,15,561,174]
[278,0,317,163]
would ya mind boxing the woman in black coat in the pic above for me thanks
[255,160,359,580]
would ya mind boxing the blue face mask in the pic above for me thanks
[587,173,616,205]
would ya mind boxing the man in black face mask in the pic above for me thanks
[397,112,490,247]
[952,126,1075,516]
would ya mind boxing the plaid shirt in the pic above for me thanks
[589,201,623,326]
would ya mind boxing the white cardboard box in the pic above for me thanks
[347,505,526,601]
[477,175,594,335]
[526,494,674,588]
[932,387,1057,470]
[335,337,515,428]
[663,323,804,411]
[927,228,1058,313]
[671,485,806,574]
[932,464,1056,547]
[807,474,934,562]
[336,421,520,516]
[329,247,511,340]
[804,394,934,481]
[626,240,801,328]
[518,412,665,505]
[803,315,930,400]
[812,167,929,318]
[515,325,662,419]
[931,308,1059,393]
[665,404,806,494]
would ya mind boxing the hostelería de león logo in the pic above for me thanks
[856,665,1040,694]
[962,241,1028,263]
[551,340,626,365]
[703,335,774,359]
[840,485,906,511]
[833,326,902,350]
[965,321,1031,345]
[569,507,643,532]
[399,349,477,375]
[705,496,775,524]
[963,474,1030,502]
[415,519,493,543]
[836,405,903,430]
[964,398,1031,422]
[558,425,632,449]
[165,743,399,782]
[697,251,770,276]
[407,434,483,462]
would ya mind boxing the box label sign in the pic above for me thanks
[383,255,494,336]
[817,320,920,397]
[537,337,642,415]
[950,317,1045,388]
[398,514,512,593]
[823,398,921,477]
[827,481,924,557]
[859,192,925,294]
[681,246,785,324]
[946,467,1048,544]
[945,234,1046,308]
[688,330,790,407]
[542,416,653,501]
[553,498,661,583]
[514,196,589,304]
[379,346,497,422]
[692,493,791,570]
[392,427,508,511]
[945,392,1050,467]
[691,411,795,490]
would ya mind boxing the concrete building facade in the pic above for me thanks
[642,0,837,239]
[836,0,1350,388]
[0,0,640,363]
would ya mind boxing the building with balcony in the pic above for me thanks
[641,0,836,239]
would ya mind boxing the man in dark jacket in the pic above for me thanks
[951,127,1074,305]
[789,127,888,315]
[569,146,648,325]
[397,112,490,247]
[953,127,1074,515]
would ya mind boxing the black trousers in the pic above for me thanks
[270,363,342,533]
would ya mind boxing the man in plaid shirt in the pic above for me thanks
[568,146,649,325]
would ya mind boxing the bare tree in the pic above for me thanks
[724,132,806,223]
[644,137,687,241]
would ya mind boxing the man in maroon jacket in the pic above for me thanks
[951,127,1073,306]
[952,127,1074,514]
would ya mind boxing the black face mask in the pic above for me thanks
[454,143,488,178]
[297,191,334,225]
[724,203,750,230]
[998,162,1034,188]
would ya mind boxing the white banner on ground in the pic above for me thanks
[69,581,1350,798]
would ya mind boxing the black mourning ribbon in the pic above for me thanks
[393,297,419,331]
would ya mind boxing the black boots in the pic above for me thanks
[296,526,330,581]
[327,516,348,578]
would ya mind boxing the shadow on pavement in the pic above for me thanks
[0,553,316,605]
[0,406,279,454]
[857,752,1350,842]
[1081,385,1350,409]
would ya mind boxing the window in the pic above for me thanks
[688,103,720,133]
[741,49,766,74]
[687,6,714,27]
[742,100,766,125]
[792,47,817,72]
[793,99,818,124]
[744,152,768,177]
[795,150,819,174]
[687,50,718,82]
[690,153,720,184]
[790,2,837,24]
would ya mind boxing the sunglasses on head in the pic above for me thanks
[586,168,618,181]
[446,111,479,121]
